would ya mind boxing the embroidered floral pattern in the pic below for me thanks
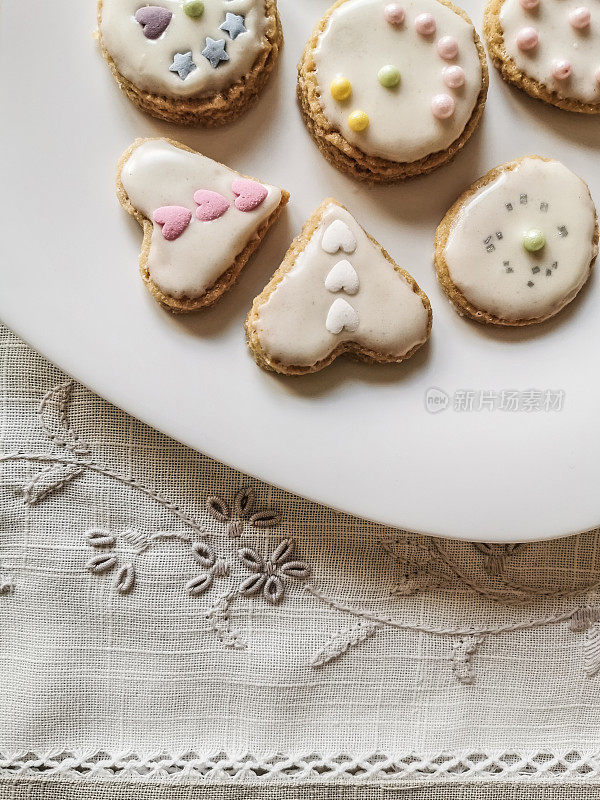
[472,542,523,575]
[85,527,128,591]
[207,591,247,650]
[84,526,235,600]
[206,487,281,537]
[238,538,311,605]
[3,380,600,683]
[186,542,230,597]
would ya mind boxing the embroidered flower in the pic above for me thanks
[206,487,281,538]
[472,543,522,576]
[238,538,310,605]
[186,542,229,597]
[84,527,136,595]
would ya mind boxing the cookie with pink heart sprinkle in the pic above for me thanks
[116,137,289,313]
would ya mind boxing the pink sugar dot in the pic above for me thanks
[516,26,539,50]
[415,12,436,36]
[443,65,466,88]
[437,35,459,60]
[552,59,573,79]
[569,6,591,29]
[384,3,405,25]
[431,93,455,119]
[519,0,539,9]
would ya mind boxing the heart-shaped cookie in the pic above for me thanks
[324,259,360,295]
[325,298,359,334]
[321,219,357,255]
[152,205,192,241]
[194,190,230,221]
[118,139,289,312]
[231,179,268,212]
[245,200,432,374]
[134,6,172,40]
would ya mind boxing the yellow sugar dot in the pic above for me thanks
[348,110,369,132]
[330,76,352,102]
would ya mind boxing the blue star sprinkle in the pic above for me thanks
[202,37,230,68]
[169,51,197,80]
[219,12,247,40]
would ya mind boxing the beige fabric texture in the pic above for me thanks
[2,781,600,799]
[1,323,600,792]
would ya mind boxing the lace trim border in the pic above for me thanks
[1,751,600,782]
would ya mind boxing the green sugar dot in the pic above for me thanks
[184,0,205,18]
[377,65,401,89]
[523,228,546,252]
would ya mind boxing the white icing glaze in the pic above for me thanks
[100,0,268,97]
[324,259,360,294]
[500,0,600,103]
[253,204,430,366]
[120,139,283,299]
[312,0,483,162]
[443,158,597,321]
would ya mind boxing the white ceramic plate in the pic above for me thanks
[1,0,600,542]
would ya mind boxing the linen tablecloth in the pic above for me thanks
[2,322,600,797]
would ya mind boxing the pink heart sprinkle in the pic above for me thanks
[152,206,192,240]
[193,189,230,221]
[231,179,268,212]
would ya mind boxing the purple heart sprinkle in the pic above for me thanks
[134,6,172,39]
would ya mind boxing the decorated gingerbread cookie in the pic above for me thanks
[434,156,598,326]
[245,200,432,374]
[117,138,289,312]
[97,0,282,125]
[484,0,600,113]
[297,0,488,182]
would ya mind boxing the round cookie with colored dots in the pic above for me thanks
[484,0,600,113]
[434,156,599,326]
[297,0,488,182]
[97,0,282,125]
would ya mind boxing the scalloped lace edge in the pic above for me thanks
[1,751,600,782]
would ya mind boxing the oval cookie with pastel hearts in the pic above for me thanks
[434,156,599,326]
[97,0,282,125]
[116,137,289,313]
[297,0,488,182]
[484,0,600,113]
[245,199,432,374]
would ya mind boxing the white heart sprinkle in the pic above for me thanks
[321,220,357,255]
[324,260,360,295]
[326,298,360,334]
